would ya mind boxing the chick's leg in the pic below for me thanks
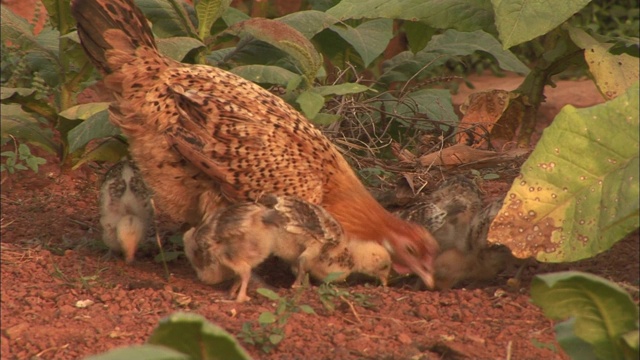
[231,261,253,303]
[292,253,310,288]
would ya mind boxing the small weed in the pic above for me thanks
[316,273,375,320]
[50,263,108,290]
[0,139,46,174]
[239,279,315,353]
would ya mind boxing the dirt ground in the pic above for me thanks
[2,68,639,359]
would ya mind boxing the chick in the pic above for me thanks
[183,195,391,302]
[394,177,516,289]
[99,159,153,263]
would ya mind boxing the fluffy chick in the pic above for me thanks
[99,159,153,263]
[395,177,516,289]
[183,195,390,302]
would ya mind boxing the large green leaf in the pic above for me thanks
[195,0,231,40]
[136,0,198,38]
[396,89,457,125]
[567,26,639,100]
[156,37,205,61]
[148,312,253,360]
[41,0,74,34]
[488,83,640,262]
[230,65,300,86]
[329,19,393,67]
[425,29,530,74]
[531,271,639,360]
[226,18,322,82]
[326,0,495,33]
[72,137,128,170]
[84,344,189,360]
[1,104,59,155]
[492,0,591,48]
[64,106,120,154]
[278,10,339,39]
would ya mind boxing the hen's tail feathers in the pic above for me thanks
[71,0,157,74]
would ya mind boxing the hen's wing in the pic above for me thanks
[163,76,338,204]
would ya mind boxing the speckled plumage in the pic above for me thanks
[71,0,437,288]
[183,195,390,302]
[99,159,153,262]
[395,177,515,289]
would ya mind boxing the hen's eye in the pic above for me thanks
[405,245,417,255]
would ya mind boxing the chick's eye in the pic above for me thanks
[405,245,417,256]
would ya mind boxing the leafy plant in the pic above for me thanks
[531,271,639,360]
[85,312,253,360]
[239,286,315,353]
[0,139,46,174]
[316,272,374,312]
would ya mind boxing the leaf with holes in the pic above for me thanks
[487,82,639,262]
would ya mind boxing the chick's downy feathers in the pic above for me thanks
[71,0,437,286]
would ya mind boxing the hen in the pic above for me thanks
[394,177,516,289]
[183,195,390,302]
[99,158,153,263]
[71,0,437,287]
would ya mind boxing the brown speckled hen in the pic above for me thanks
[71,0,437,287]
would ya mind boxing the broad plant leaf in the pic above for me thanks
[425,29,530,74]
[1,5,52,54]
[326,0,495,33]
[230,65,300,86]
[296,90,325,119]
[64,106,120,154]
[156,37,204,61]
[148,312,253,360]
[329,19,393,67]
[492,0,591,48]
[136,0,198,38]
[195,0,231,40]
[554,318,598,360]
[278,10,339,39]
[313,83,371,96]
[394,89,457,126]
[568,26,639,100]
[41,0,74,34]
[488,83,639,262]
[72,137,128,170]
[84,344,189,360]
[531,271,639,360]
[1,104,59,155]
[226,18,322,82]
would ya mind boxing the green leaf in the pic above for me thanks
[311,113,341,126]
[492,0,591,48]
[137,0,198,38]
[397,89,457,124]
[323,272,346,283]
[61,104,121,154]
[404,21,437,53]
[268,334,283,345]
[148,312,253,360]
[488,82,639,262]
[326,0,495,33]
[230,65,300,86]
[555,318,598,360]
[567,26,639,100]
[258,312,276,325]
[621,330,640,360]
[195,0,231,40]
[298,305,316,315]
[296,90,325,119]
[83,344,190,360]
[425,29,530,74]
[41,0,74,34]
[1,5,56,57]
[1,87,58,122]
[226,18,322,82]
[220,7,250,26]
[531,271,639,360]
[329,19,393,67]
[157,37,204,61]
[1,104,58,155]
[72,137,129,170]
[313,83,371,97]
[278,10,339,39]
[154,251,183,262]
[256,288,281,300]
